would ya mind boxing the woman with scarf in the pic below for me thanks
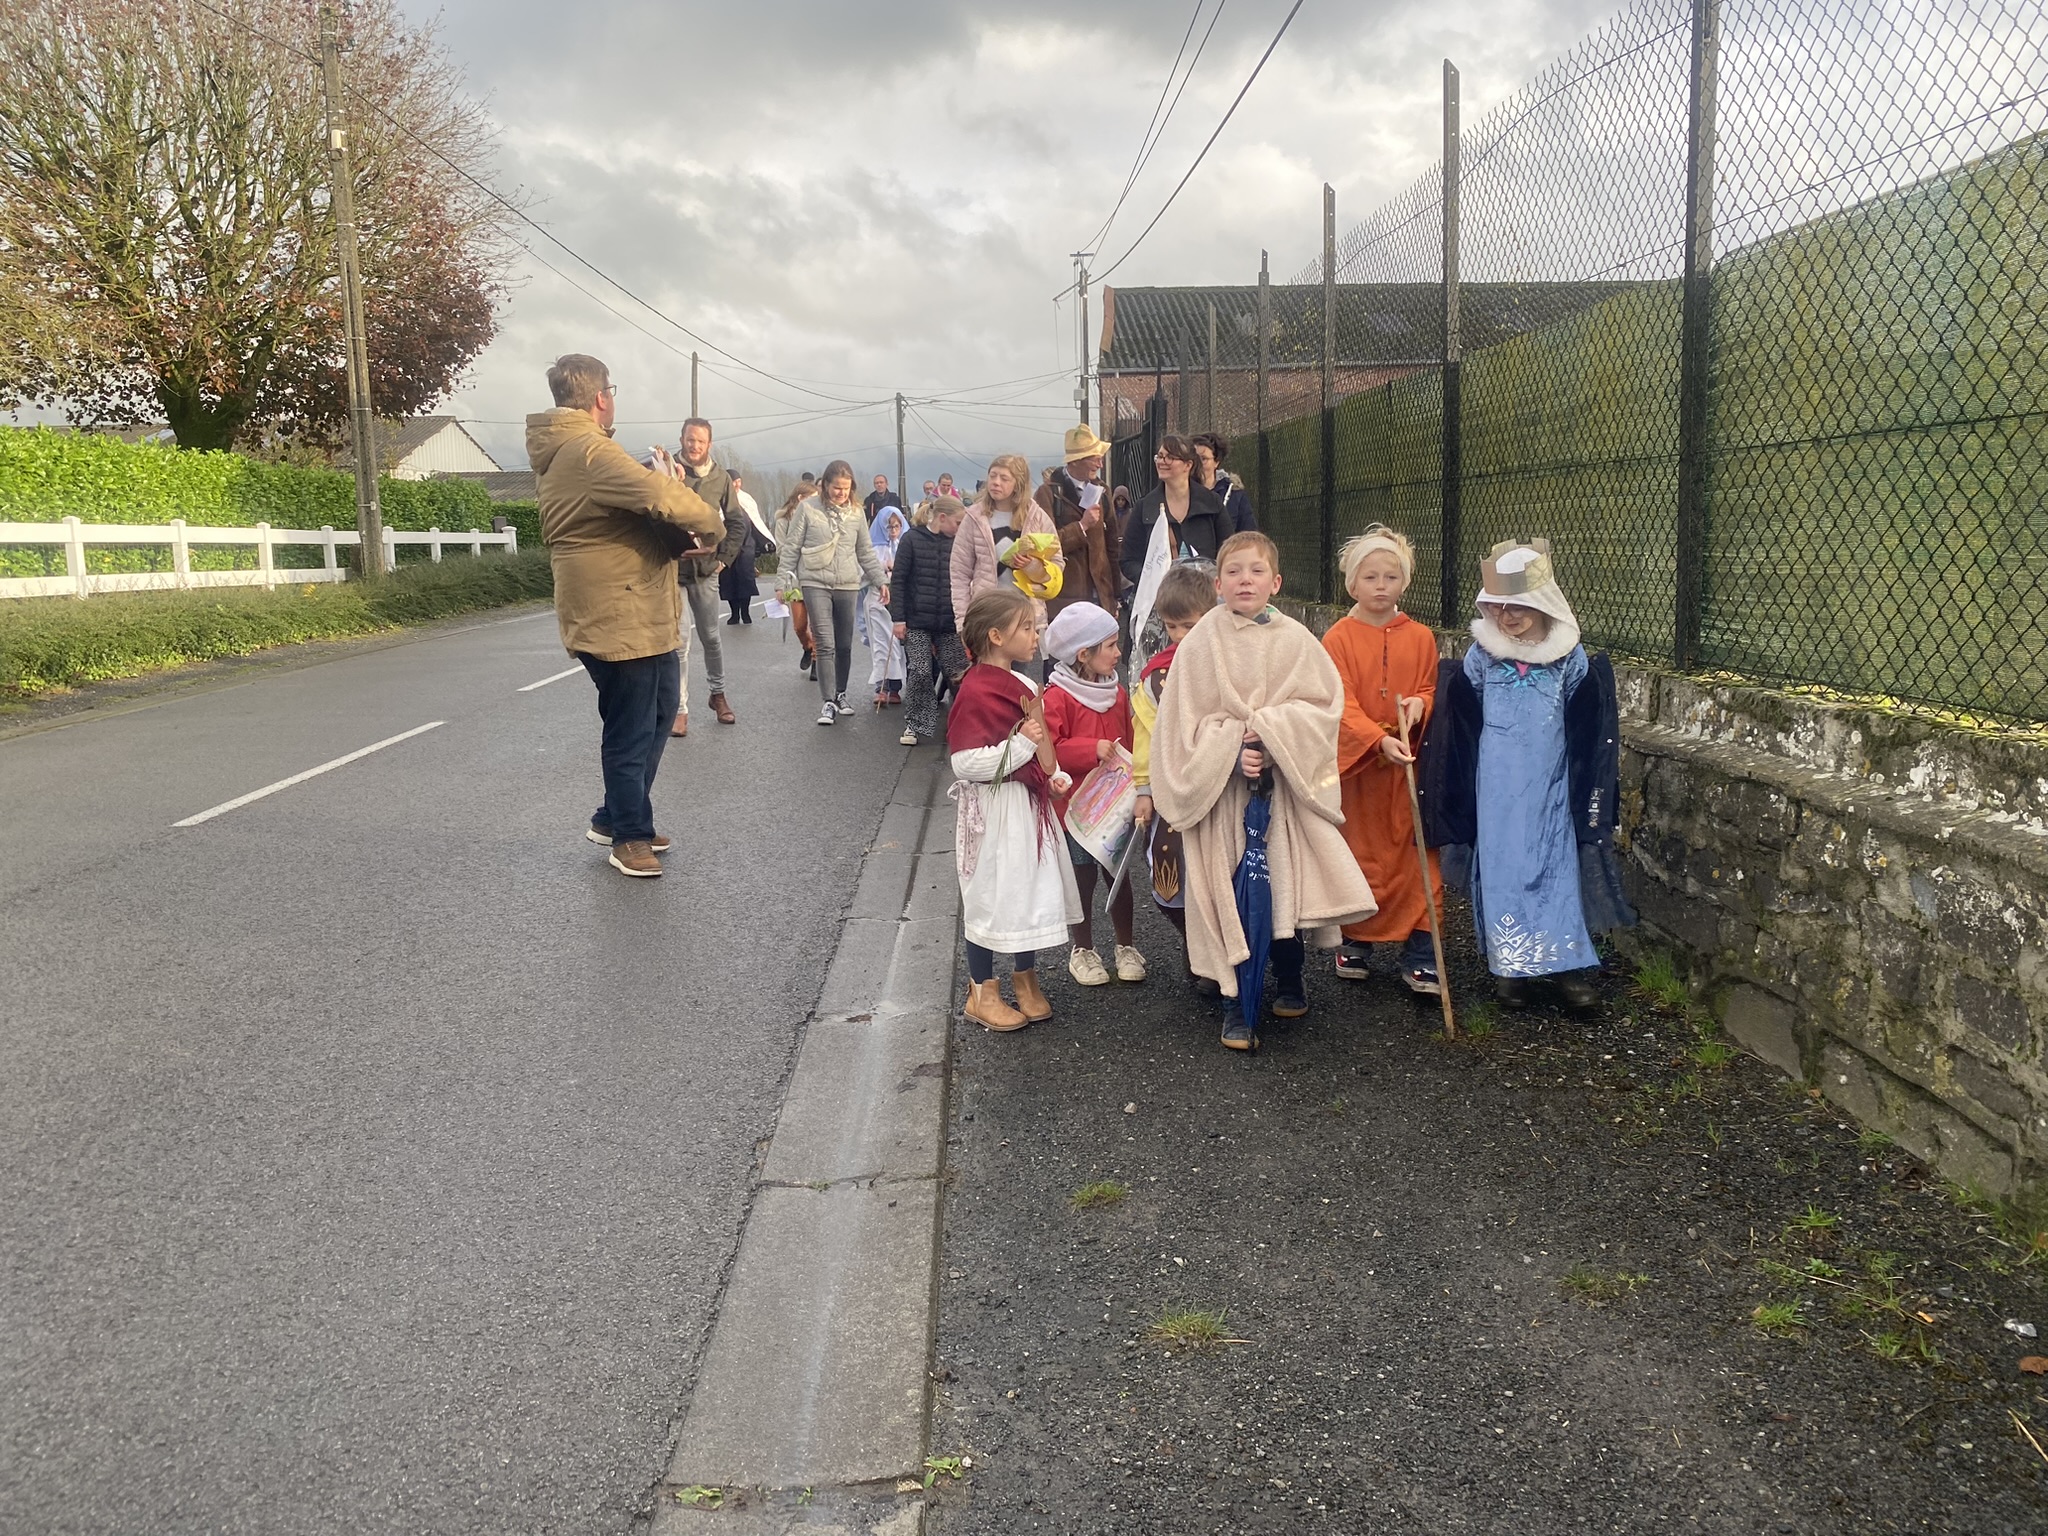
[948,585,1082,1032]
[863,504,908,707]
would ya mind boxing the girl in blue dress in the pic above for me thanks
[1460,539,1608,1009]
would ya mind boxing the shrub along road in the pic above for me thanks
[926,906,2048,1535]
[0,608,910,1535]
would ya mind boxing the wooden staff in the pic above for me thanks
[1396,697,1456,1039]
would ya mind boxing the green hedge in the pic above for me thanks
[0,428,517,577]
[0,548,554,698]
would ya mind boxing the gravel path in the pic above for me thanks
[926,899,2048,1534]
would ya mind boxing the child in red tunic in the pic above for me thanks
[1322,524,1446,995]
[1042,602,1142,987]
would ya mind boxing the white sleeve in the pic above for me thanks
[950,741,1022,783]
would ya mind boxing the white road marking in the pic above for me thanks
[172,721,445,827]
[518,665,585,692]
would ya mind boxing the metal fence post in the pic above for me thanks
[1674,0,1720,669]
[1206,301,1219,432]
[1143,392,1168,496]
[1440,60,1464,626]
[1320,183,1337,604]
[1256,250,1272,523]
[1176,332,1191,434]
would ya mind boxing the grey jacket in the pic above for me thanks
[780,496,885,592]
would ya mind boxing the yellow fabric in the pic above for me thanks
[1131,668,1160,789]
[526,409,723,660]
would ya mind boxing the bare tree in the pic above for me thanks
[0,0,516,449]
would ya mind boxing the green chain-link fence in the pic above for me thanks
[1107,0,2048,721]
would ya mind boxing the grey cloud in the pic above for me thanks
[395,0,1604,480]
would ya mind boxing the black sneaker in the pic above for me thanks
[1335,941,1372,981]
[1221,1020,1260,1052]
[1271,978,1309,1018]
[1402,965,1442,996]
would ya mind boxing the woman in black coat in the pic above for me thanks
[719,475,766,624]
[1118,434,1233,595]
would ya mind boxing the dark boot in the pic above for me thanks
[1494,975,1531,1008]
[1555,970,1600,1011]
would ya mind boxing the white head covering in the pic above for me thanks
[1043,601,1119,666]
[1471,539,1580,662]
[1338,523,1415,587]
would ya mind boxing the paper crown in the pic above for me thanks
[1480,537,1555,597]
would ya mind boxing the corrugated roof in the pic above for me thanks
[1098,282,1646,371]
[446,469,538,503]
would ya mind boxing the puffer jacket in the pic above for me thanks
[780,495,885,592]
[887,524,957,633]
[526,408,721,661]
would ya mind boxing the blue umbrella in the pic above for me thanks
[1231,767,1276,1045]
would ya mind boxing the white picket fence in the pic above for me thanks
[0,517,518,599]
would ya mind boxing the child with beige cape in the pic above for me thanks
[1149,537,1377,1019]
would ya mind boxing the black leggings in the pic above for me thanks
[965,943,1036,984]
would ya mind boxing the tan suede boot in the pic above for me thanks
[965,979,1028,1032]
[1011,968,1053,1022]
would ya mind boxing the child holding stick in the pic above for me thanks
[948,585,1083,1031]
[1322,525,1447,995]
[1149,533,1377,1048]
[1426,539,1632,1010]
[1042,601,1144,987]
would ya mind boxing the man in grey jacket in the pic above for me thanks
[672,416,748,734]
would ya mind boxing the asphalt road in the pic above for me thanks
[0,608,909,1535]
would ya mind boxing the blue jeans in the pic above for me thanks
[578,649,681,844]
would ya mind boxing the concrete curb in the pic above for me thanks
[654,749,958,1533]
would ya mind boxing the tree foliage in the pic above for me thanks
[0,0,515,450]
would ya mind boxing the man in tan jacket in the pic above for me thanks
[527,354,722,878]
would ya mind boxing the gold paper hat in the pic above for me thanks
[1480,537,1554,598]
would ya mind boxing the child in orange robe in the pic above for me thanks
[1322,524,1446,995]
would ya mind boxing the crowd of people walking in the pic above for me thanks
[527,352,1631,1050]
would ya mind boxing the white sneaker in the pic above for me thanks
[1114,944,1148,982]
[899,728,918,746]
[834,694,856,717]
[817,703,838,726]
[1067,947,1111,986]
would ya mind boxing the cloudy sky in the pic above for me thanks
[400,0,1612,488]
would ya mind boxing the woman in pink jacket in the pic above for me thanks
[950,453,1064,633]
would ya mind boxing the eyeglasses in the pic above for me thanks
[600,384,619,402]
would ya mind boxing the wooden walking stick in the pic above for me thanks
[1396,697,1456,1039]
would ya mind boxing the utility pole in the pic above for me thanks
[1206,301,1219,431]
[1441,60,1464,624]
[895,392,907,501]
[1072,251,1094,425]
[318,3,384,576]
[690,352,700,417]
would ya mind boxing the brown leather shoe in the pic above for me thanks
[608,840,663,878]
[587,826,670,853]
[1011,968,1053,1022]
[670,711,688,738]
[709,691,736,725]
[964,979,1028,1032]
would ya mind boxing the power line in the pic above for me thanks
[1089,0,1307,289]
[1084,0,1230,261]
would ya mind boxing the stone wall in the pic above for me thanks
[1615,668,2047,1196]
[1281,599,2048,1195]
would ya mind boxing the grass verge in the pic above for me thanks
[0,551,553,701]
